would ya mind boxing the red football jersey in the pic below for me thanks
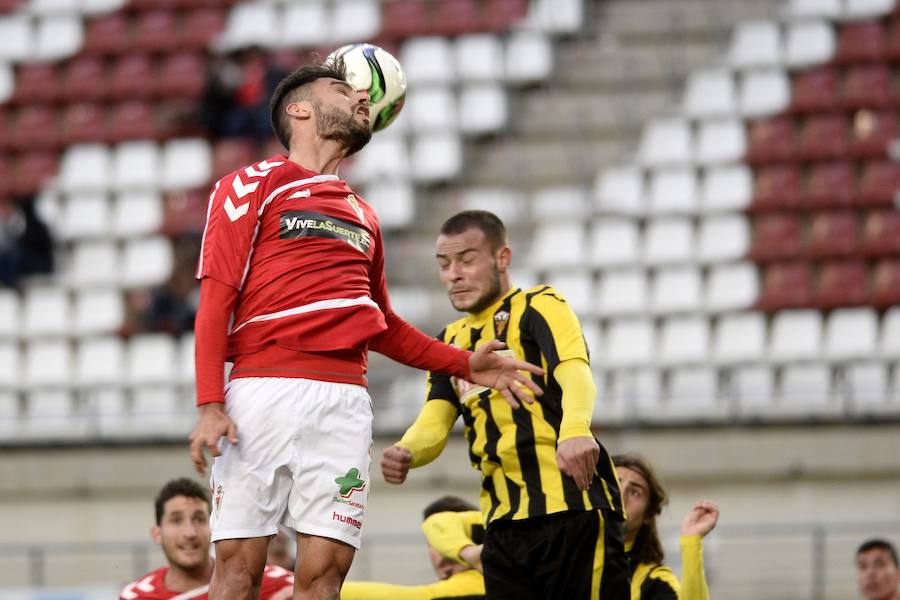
[119,564,294,600]
[197,156,389,357]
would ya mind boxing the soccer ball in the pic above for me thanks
[328,43,407,132]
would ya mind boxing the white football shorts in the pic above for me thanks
[209,377,373,549]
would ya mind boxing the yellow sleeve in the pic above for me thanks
[395,398,458,468]
[421,510,484,562]
[341,571,485,600]
[679,535,709,600]
[554,358,596,442]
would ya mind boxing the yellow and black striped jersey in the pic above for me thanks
[414,285,623,524]
[629,536,710,600]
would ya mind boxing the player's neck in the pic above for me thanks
[288,136,347,175]
[164,557,215,592]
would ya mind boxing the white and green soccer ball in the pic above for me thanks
[328,43,407,132]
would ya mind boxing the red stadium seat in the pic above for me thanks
[842,64,892,109]
[860,210,900,257]
[60,103,108,144]
[433,0,481,35]
[157,52,206,99]
[816,261,869,308]
[872,259,900,308]
[756,262,814,311]
[790,67,840,114]
[380,1,431,39]
[887,18,900,61]
[181,8,225,49]
[60,57,109,102]
[745,115,797,164]
[82,13,132,55]
[162,189,209,236]
[803,162,857,208]
[0,155,10,196]
[858,160,900,206]
[750,213,804,262]
[850,109,897,159]
[133,10,180,53]
[835,21,886,64]
[212,139,256,180]
[0,109,9,150]
[483,0,527,31]
[11,106,58,151]
[751,165,803,211]
[109,55,157,100]
[12,63,59,104]
[807,210,859,259]
[12,152,58,196]
[130,0,179,10]
[796,114,849,161]
[108,101,157,142]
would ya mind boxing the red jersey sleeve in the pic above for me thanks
[259,565,294,599]
[367,226,471,380]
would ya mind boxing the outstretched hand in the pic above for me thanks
[680,499,720,538]
[189,403,238,475]
[468,339,545,409]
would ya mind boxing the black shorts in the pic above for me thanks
[481,509,630,600]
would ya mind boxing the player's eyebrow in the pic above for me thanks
[436,248,477,260]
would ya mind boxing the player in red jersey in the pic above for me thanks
[188,56,544,600]
[119,478,294,600]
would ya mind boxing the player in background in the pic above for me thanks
[614,453,719,600]
[188,58,544,600]
[119,478,294,600]
[856,539,900,600]
[340,495,485,599]
[381,210,630,599]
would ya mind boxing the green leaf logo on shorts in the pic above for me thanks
[335,468,366,498]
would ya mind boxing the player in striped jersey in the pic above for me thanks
[381,210,629,599]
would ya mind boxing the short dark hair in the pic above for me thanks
[269,56,348,150]
[439,210,507,252]
[154,478,210,525]
[857,539,899,566]
[422,495,478,520]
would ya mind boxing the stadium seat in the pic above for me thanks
[526,0,583,34]
[804,162,856,208]
[705,262,759,312]
[211,139,256,180]
[751,164,803,211]
[750,214,803,262]
[650,267,701,314]
[808,210,859,258]
[787,0,842,19]
[24,339,72,387]
[459,188,523,225]
[60,102,108,145]
[529,222,585,269]
[181,8,225,49]
[157,52,206,99]
[504,31,552,83]
[846,362,890,411]
[872,259,900,307]
[58,144,111,192]
[824,308,878,361]
[850,110,897,159]
[683,69,736,118]
[161,138,212,191]
[360,180,415,229]
[455,35,504,82]
[221,1,278,49]
[73,289,124,336]
[121,236,174,288]
[594,166,645,215]
[59,192,111,240]
[596,268,648,316]
[0,63,12,103]
[483,0,526,31]
[796,114,850,161]
[746,115,797,164]
[647,167,697,215]
[700,165,752,213]
[111,190,165,239]
[347,135,408,182]
[0,15,33,61]
[739,70,790,118]
[279,2,329,47]
[861,211,900,257]
[68,240,119,288]
[858,160,900,206]
[779,364,834,414]
[713,312,767,364]
[785,20,835,69]
[75,336,124,387]
[401,36,455,85]
[380,0,430,39]
[546,271,593,316]
[604,318,654,368]
[406,86,456,132]
[108,101,157,142]
[60,56,108,102]
[697,215,750,264]
[836,21,886,64]
[23,389,79,438]
[888,17,900,61]
[667,367,720,417]
[33,15,83,61]
[112,141,160,191]
[431,0,479,36]
[757,262,815,311]
[816,260,869,308]
[132,10,179,52]
[729,21,781,69]
[842,64,892,109]
[410,133,462,183]
[0,290,19,339]
[532,186,589,220]
[770,309,823,362]
[11,151,58,196]
[82,12,130,55]
[844,0,896,19]
[11,105,58,150]
[23,288,70,338]
[82,0,124,13]
[881,306,900,358]
[695,119,746,165]
[638,118,692,166]
[12,63,59,103]
[622,367,663,418]
[27,0,79,16]
[178,333,195,385]
[109,54,156,100]
[790,67,841,114]
[126,333,176,385]
[0,341,20,389]
[732,365,775,412]
[643,218,694,266]
[459,84,507,135]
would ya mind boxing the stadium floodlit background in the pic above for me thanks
[0,0,898,597]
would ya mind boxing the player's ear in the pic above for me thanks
[286,100,312,122]
[496,245,512,272]
[150,525,162,545]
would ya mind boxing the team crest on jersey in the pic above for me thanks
[493,310,510,337]
[214,484,224,518]
[345,194,366,225]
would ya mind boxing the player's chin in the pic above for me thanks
[172,551,207,569]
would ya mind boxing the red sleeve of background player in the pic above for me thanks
[258,565,295,599]
[367,226,472,380]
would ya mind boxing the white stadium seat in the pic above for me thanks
[658,316,710,365]
[785,21,835,69]
[596,269,647,317]
[729,21,781,69]
[389,286,432,325]
[410,133,462,183]
[733,365,775,410]
[0,342,21,389]
[695,119,746,165]
[331,0,380,44]
[780,364,833,412]
[24,389,79,437]
[770,310,823,362]
[60,192,111,240]
[82,0,125,14]
[279,2,328,47]
[630,368,663,416]
[0,290,21,338]
[648,168,697,215]
[59,144,112,192]
[459,84,508,135]
[113,141,161,191]
[546,271,593,317]
[349,135,408,183]
[705,262,759,312]
[846,362,889,409]
[0,15,33,62]
[824,308,878,361]
[73,289,124,336]
[697,215,750,264]
[401,37,455,85]
[68,240,119,288]
[683,69,736,119]
[406,86,456,132]
[33,15,83,61]
[127,334,177,386]
[643,218,694,266]
[27,0,79,16]
[121,236,174,288]
[23,288,70,338]
[221,1,278,49]
[75,336,124,388]
[787,0,842,19]
[132,386,189,436]
[532,186,589,220]
[360,181,414,229]
[701,165,753,213]
[595,166,645,215]
[714,313,767,364]
[740,70,791,118]
[667,366,719,415]
[604,319,654,368]
[581,320,602,359]
[505,31,552,83]
[0,390,19,437]
[454,35,504,82]
[24,339,72,388]
[530,222,585,269]
[882,307,900,358]
[651,267,702,314]
[639,118,692,167]
[844,0,896,19]
[0,63,13,104]
[460,188,525,225]
[161,139,211,191]
[112,191,164,238]
[526,0,584,33]
[178,333,195,385]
